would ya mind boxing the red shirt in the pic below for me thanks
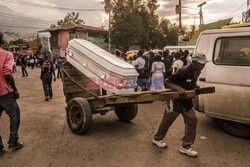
[0,47,14,96]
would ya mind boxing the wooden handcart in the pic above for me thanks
[60,61,215,134]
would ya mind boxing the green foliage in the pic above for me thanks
[2,38,28,50]
[50,12,85,28]
[10,39,27,45]
[102,0,179,51]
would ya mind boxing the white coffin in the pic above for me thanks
[66,39,138,94]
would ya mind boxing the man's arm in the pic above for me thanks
[2,52,19,99]
[165,79,185,94]
[51,61,56,81]
[5,74,19,99]
[135,65,139,70]
[165,68,187,94]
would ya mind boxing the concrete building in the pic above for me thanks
[39,24,109,57]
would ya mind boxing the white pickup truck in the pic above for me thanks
[194,26,250,138]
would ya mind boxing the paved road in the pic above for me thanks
[0,67,249,167]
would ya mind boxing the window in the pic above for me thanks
[213,37,250,66]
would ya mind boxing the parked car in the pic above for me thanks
[194,26,250,138]
[125,50,138,60]
[164,45,195,54]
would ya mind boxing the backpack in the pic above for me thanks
[42,60,51,73]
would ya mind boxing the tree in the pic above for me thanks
[102,0,179,51]
[102,0,115,13]
[2,38,28,50]
[159,18,179,46]
[50,12,85,28]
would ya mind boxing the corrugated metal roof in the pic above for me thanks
[222,22,250,28]
[187,18,232,45]
[200,27,250,34]
[39,24,108,33]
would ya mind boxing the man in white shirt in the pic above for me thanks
[134,50,146,91]
[172,52,183,74]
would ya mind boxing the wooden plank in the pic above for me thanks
[66,92,96,102]
[103,91,192,105]
[63,81,88,87]
[87,87,215,106]
[64,85,101,95]
[64,70,83,76]
[63,76,87,83]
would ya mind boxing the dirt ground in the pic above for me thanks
[0,67,249,167]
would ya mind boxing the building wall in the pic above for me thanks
[69,31,88,40]
[58,30,69,57]
[79,31,88,40]
[50,29,108,57]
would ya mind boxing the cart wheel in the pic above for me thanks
[115,104,138,122]
[66,98,92,134]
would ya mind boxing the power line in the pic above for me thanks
[0,24,47,29]
[181,6,199,11]
[0,11,53,25]
[0,0,104,11]
[223,3,246,19]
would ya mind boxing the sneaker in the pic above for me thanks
[0,149,8,157]
[9,142,23,150]
[179,146,198,157]
[45,97,49,101]
[152,138,167,148]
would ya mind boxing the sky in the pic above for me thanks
[0,0,248,29]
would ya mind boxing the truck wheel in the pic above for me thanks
[220,120,250,139]
[115,104,138,122]
[66,98,92,134]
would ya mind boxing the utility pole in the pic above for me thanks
[197,1,206,26]
[179,0,182,29]
[108,11,111,53]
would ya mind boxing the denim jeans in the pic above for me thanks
[21,65,28,77]
[0,93,20,147]
[42,81,52,98]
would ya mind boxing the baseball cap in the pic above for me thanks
[192,52,210,64]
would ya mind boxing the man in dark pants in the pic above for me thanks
[152,52,209,157]
[20,54,28,77]
[40,54,56,101]
[0,32,23,157]
[134,50,146,91]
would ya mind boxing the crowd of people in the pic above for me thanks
[116,48,210,157]
[1,28,210,158]
[12,54,61,77]
[0,32,62,156]
[116,49,194,91]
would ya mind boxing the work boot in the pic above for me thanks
[9,142,23,150]
[152,138,167,148]
[45,97,49,101]
[179,146,198,157]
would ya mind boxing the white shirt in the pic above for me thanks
[131,60,136,66]
[172,59,183,74]
[186,55,192,65]
[134,57,145,69]
[151,61,165,74]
